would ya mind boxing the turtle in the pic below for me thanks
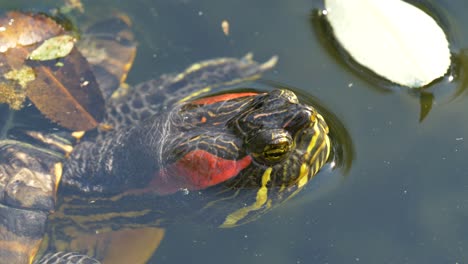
[0,19,332,264]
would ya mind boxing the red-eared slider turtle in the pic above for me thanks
[0,17,332,264]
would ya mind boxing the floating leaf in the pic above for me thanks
[0,11,105,130]
[419,91,434,122]
[0,12,64,53]
[26,48,105,131]
[0,12,64,110]
[324,0,451,88]
[0,12,65,71]
[29,35,76,61]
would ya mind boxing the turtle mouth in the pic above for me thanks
[293,112,331,187]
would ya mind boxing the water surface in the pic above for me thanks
[3,0,468,263]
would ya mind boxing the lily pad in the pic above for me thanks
[324,0,451,88]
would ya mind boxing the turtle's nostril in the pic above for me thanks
[283,106,315,133]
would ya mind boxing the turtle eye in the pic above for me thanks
[248,129,293,164]
[263,140,292,162]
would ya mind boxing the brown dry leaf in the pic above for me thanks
[0,11,105,131]
[0,12,64,53]
[0,12,64,110]
[26,48,105,131]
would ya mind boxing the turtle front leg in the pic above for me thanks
[0,140,62,264]
[0,204,47,264]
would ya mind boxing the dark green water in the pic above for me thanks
[3,0,468,263]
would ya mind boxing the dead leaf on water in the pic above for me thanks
[0,11,105,130]
[26,48,105,131]
[0,12,64,53]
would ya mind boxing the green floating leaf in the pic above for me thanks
[324,0,451,88]
[419,91,434,122]
[29,35,76,61]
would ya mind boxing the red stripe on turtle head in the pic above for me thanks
[151,150,252,195]
[190,92,260,105]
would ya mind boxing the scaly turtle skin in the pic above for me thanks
[0,55,331,264]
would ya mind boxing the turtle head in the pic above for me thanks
[150,88,331,227]
[233,89,326,168]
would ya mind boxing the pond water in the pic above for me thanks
[3,0,468,263]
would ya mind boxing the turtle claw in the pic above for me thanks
[35,252,100,264]
[259,55,279,71]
